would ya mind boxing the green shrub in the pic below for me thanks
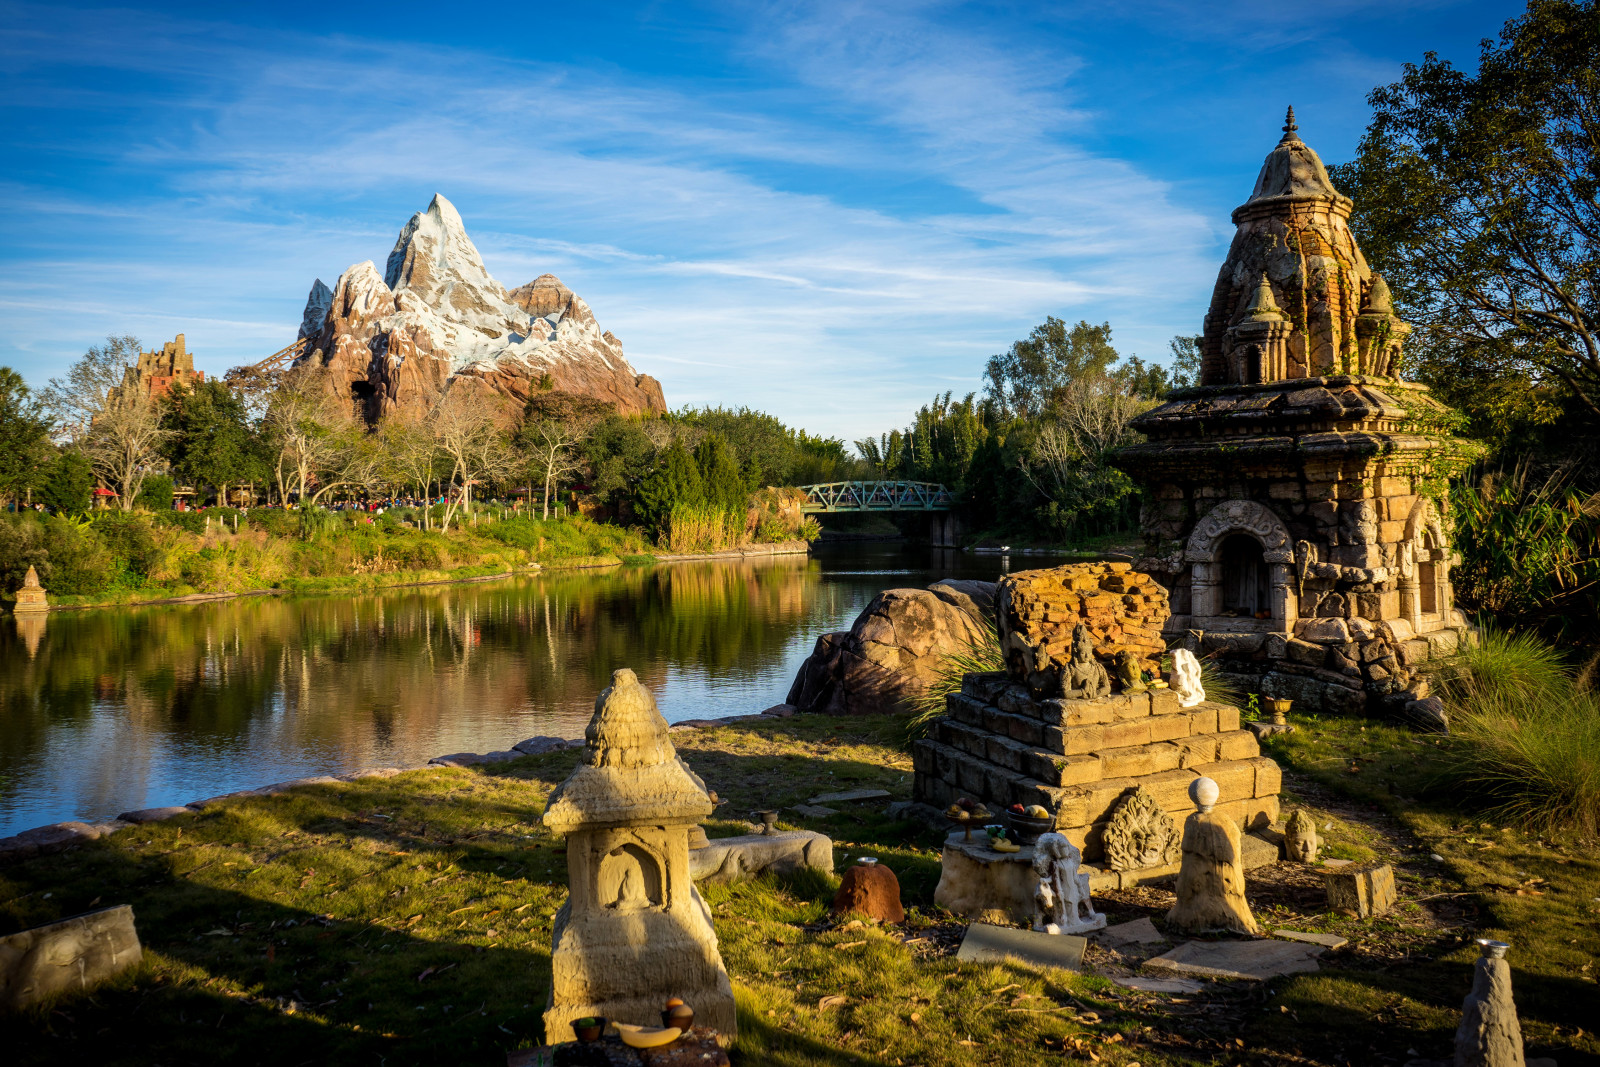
[0,514,51,593]
[1437,625,1600,837]
[90,512,162,580]
[136,474,174,511]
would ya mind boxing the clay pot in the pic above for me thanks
[661,1005,695,1031]
[572,1017,606,1043]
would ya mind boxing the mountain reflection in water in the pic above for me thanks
[0,544,1028,835]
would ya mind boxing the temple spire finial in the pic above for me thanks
[1281,106,1299,142]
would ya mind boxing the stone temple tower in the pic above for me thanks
[1112,110,1479,717]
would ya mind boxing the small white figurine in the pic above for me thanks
[1031,832,1106,935]
[1171,648,1205,708]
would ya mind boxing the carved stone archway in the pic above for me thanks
[1184,500,1297,627]
[1400,497,1450,633]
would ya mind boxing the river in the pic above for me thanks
[0,543,1055,837]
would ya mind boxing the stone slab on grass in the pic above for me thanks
[956,923,1087,972]
[0,905,142,1010]
[1143,939,1323,980]
[689,830,833,885]
[791,804,838,818]
[117,807,192,824]
[1113,975,1206,994]
[807,788,891,805]
[1273,928,1349,949]
[1096,916,1167,948]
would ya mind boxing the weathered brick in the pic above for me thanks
[1032,752,1102,787]
[1060,725,1107,756]
[1171,735,1219,766]
[1149,688,1180,716]
[1189,760,1256,804]
[1098,743,1179,778]
[1215,704,1241,731]
[1216,729,1262,761]
[1043,697,1118,727]
[948,693,987,725]
[1147,713,1191,743]
[1104,719,1157,748]
[1250,756,1283,798]
[1004,713,1045,747]
[1109,693,1153,720]
[1187,706,1220,734]
[984,735,1023,773]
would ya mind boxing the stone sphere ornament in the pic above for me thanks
[1190,776,1220,813]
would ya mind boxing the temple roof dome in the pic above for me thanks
[1237,107,1351,218]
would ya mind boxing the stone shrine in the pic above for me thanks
[912,563,1281,883]
[542,669,736,1044]
[1111,109,1479,716]
[13,566,48,614]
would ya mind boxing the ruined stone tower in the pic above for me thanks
[1112,110,1479,716]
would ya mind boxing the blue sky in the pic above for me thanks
[1,0,1522,440]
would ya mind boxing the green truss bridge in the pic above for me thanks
[797,481,954,512]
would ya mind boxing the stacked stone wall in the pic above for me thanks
[996,562,1169,678]
[911,672,1280,865]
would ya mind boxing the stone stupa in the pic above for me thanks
[541,668,736,1044]
[13,566,48,614]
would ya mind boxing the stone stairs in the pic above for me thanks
[911,671,1281,866]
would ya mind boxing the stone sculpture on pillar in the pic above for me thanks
[1455,940,1525,1067]
[1064,624,1111,699]
[1170,648,1205,708]
[1166,776,1260,936]
[541,668,736,1044]
[1031,833,1105,935]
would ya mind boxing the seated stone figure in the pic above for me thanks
[1064,624,1110,700]
[1170,648,1205,708]
[1031,832,1106,935]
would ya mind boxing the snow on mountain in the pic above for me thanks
[295,194,666,421]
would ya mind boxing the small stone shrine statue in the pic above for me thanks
[542,668,737,1043]
[1031,832,1105,935]
[1283,808,1320,863]
[1455,940,1525,1067]
[1166,777,1260,936]
[13,565,48,614]
[1114,650,1147,693]
[1170,648,1204,708]
[1064,624,1111,699]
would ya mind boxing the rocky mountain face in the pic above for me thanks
[295,194,666,422]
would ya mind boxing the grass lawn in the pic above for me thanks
[2,714,1596,1067]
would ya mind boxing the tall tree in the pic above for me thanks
[983,319,1121,419]
[1330,0,1600,444]
[37,449,93,515]
[263,367,371,505]
[0,367,51,505]
[41,336,171,510]
[634,441,703,536]
[516,392,609,520]
[431,387,516,529]
[162,378,263,506]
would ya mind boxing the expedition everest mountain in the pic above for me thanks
[294,194,666,422]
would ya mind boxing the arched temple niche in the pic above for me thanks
[597,841,666,911]
[1400,497,1451,633]
[1184,500,1297,628]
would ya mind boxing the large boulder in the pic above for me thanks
[785,580,996,715]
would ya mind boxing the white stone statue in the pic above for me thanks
[1030,832,1105,935]
[1171,648,1205,708]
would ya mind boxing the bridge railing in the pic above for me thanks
[797,481,954,512]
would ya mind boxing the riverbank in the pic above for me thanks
[1,508,815,612]
[2,713,1593,1067]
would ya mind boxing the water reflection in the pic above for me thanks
[0,544,1022,834]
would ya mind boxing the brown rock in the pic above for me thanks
[786,581,996,715]
[832,861,905,923]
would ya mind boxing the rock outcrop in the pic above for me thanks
[786,579,997,716]
[295,194,667,423]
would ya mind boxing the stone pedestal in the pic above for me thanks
[542,669,735,1045]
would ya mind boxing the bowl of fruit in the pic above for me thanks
[944,797,991,841]
[1003,803,1055,845]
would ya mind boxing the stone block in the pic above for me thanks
[1216,730,1261,761]
[1149,688,1180,716]
[1050,753,1104,786]
[948,693,987,725]
[1143,939,1322,981]
[1044,697,1117,727]
[1323,862,1397,917]
[1084,778,1139,823]
[1216,794,1278,831]
[1249,756,1282,797]
[1004,713,1045,748]
[1148,713,1193,743]
[0,905,142,1010]
[1099,743,1180,779]
[690,831,834,885]
[1131,768,1201,815]
[1190,760,1255,804]
[1426,629,1460,658]
[1378,520,1405,543]
[1102,719,1155,748]
[1171,735,1219,766]
[1295,617,1351,644]
[1186,706,1219,734]
[1215,704,1241,731]
[984,735,1024,773]
[957,923,1088,972]
[1060,725,1107,756]
[1287,638,1326,666]
[1110,694,1153,720]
